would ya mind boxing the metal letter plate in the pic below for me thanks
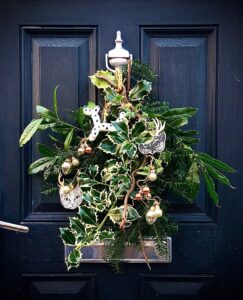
[65,237,172,263]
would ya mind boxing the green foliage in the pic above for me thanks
[19,59,235,271]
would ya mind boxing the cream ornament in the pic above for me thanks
[83,106,126,141]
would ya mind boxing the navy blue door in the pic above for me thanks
[0,1,242,299]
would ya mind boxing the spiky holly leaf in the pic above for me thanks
[131,121,145,138]
[108,206,140,224]
[89,70,115,89]
[60,228,76,245]
[98,139,117,155]
[78,206,97,226]
[129,80,152,101]
[98,230,115,241]
[121,142,137,158]
[66,249,82,270]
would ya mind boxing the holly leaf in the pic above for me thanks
[89,70,115,89]
[133,131,153,144]
[19,118,43,147]
[78,206,97,226]
[121,142,137,158]
[131,121,145,138]
[88,165,99,178]
[66,249,82,270]
[98,139,117,155]
[98,230,115,241]
[105,87,123,103]
[112,122,129,137]
[108,131,127,144]
[60,228,76,245]
[78,173,97,188]
[69,218,85,235]
[108,206,140,224]
[28,157,57,174]
[129,80,152,101]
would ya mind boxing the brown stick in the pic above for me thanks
[0,220,29,233]
[120,156,148,231]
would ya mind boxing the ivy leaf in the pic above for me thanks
[98,139,117,155]
[37,143,56,157]
[64,129,74,150]
[201,168,219,206]
[78,206,97,226]
[19,119,43,147]
[121,142,137,158]
[89,70,115,89]
[28,157,57,174]
[66,249,82,270]
[198,153,236,173]
[60,228,76,245]
[129,80,152,101]
[53,85,59,115]
[131,121,145,138]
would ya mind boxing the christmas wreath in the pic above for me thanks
[19,59,235,271]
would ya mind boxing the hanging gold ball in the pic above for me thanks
[61,185,71,194]
[145,192,152,200]
[145,208,157,224]
[61,159,72,175]
[77,146,85,156]
[142,186,150,195]
[153,204,163,218]
[134,193,143,201]
[85,146,92,154]
[148,170,157,181]
[71,157,80,167]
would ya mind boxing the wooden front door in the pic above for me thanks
[0,1,242,299]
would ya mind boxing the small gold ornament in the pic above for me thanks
[61,159,72,175]
[134,193,143,201]
[85,146,92,154]
[77,146,85,156]
[145,192,152,200]
[153,203,163,218]
[145,201,163,224]
[71,157,80,167]
[142,186,150,195]
[60,185,71,194]
[148,166,157,181]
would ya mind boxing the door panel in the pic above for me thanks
[0,1,242,299]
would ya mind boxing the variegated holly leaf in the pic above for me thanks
[78,206,97,226]
[129,80,152,101]
[108,131,128,144]
[60,228,76,245]
[78,173,97,188]
[89,70,115,89]
[97,230,115,241]
[121,142,137,158]
[82,189,106,212]
[98,139,117,155]
[66,249,82,270]
[88,165,99,178]
[108,206,140,224]
[69,218,85,236]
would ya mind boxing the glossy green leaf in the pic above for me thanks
[98,230,115,241]
[66,249,82,270]
[88,165,99,178]
[69,218,85,235]
[201,168,219,206]
[36,105,57,121]
[64,129,74,150]
[108,132,127,144]
[28,157,56,174]
[204,163,234,188]
[198,153,236,173]
[112,122,129,136]
[133,131,153,144]
[162,107,198,118]
[37,143,56,157]
[53,85,59,115]
[19,118,43,147]
[185,162,200,200]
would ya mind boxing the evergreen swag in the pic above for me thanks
[19,60,235,271]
